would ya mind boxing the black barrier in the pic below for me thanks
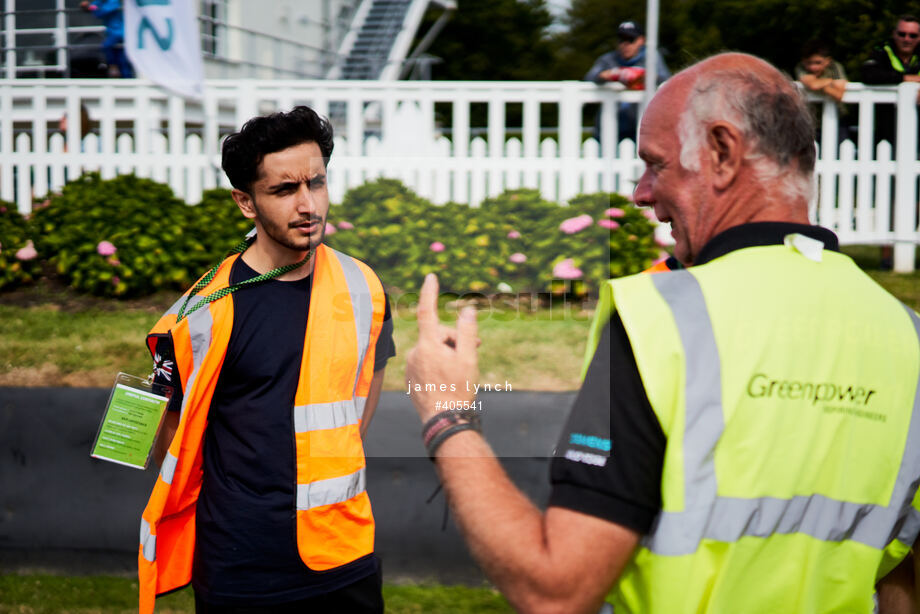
[0,388,573,581]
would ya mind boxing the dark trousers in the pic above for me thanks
[193,569,384,614]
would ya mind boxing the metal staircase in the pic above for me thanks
[330,0,455,81]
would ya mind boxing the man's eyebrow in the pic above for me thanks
[267,180,299,192]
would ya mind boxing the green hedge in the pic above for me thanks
[4,174,661,297]
[0,200,41,290]
[326,179,658,294]
[27,175,253,297]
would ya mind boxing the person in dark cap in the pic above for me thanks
[584,21,671,143]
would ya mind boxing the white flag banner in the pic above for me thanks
[124,0,204,99]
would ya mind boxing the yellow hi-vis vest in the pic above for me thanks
[137,244,385,614]
[583,241,920,613]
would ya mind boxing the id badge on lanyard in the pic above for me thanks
[90,372,174,470]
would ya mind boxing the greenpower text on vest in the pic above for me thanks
[746,373,879,417]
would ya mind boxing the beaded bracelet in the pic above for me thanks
[426,422,478,458]
[421,409,482,459]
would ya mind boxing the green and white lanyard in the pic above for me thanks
[176,233,312,323]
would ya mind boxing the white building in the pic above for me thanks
[2,0,454,80]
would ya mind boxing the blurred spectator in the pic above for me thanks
[58,105,94,152]
[862,15,920,85]
[584,21,671,143]
[861,14,920,146]
[795,40,852,143]
[80,0,134,78]
[861,15,920,269]
[795,40,848,102]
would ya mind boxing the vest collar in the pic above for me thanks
[694,222,839,266]
[884,43,919,72]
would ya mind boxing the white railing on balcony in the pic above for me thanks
[1,78,919,271]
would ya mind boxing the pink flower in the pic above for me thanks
[605,207,625,218]
[507,230,521,239]
[109,258,120,266]
[324,222,337,235]
[598,219,620,229]
[15,240,37,261]
[430,241,445,253]
[559,214,593,234]
[641,209,658,222]
[112,276,121,286]
[337,221,354,230]
[0,206,6,213]
[96,240,117,256]
[553,258,583,279]
[509,252,527,263]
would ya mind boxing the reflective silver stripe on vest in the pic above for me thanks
[644,272,920,556]
[160,452,178,485]
[296,468,366,511]
[294,399,359,432]
[355,396,367,421]
[331,249,372,395]
[164,292,187,317]
[140,518,156,562]
[180,297,212,419]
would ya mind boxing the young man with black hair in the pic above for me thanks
[137,105,394,614]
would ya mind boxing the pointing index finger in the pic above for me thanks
[416,273,441,340]
[456,306,479,357]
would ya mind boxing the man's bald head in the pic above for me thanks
[673,53,816,199]
[635,54,815,265]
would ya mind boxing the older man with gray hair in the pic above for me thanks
[406,52,920,614]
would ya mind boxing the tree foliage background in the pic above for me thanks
[419,0,920,82]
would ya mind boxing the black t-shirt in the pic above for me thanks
[152,256,395,605]
[549,222,840,533]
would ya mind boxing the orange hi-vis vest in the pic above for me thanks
[137,244,386,614]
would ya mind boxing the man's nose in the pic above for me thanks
[294,183,315,212]
[633,172,653,207]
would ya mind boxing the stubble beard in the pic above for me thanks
[251,197,325,254]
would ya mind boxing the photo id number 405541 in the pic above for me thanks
[435,400,483,411]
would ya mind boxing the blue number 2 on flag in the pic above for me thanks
[135,0,174,51]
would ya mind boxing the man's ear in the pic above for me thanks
[231,189,256,219]
[706,121,744,191]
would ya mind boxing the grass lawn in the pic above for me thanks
[1,247,918,390]
[0,575,513,614]
[0,281,592,390]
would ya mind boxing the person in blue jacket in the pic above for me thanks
[81,0,134,78]
[584,21,671,143]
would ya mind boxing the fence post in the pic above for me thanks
[487,96,505,198]
[894,81,918,273]
[559,83,580,202]
[0,84,14,205]
[817,100,838,232]
[4,0,16,79]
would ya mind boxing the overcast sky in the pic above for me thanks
[544,0,571,33]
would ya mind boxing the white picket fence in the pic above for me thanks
[2,78,919,270]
